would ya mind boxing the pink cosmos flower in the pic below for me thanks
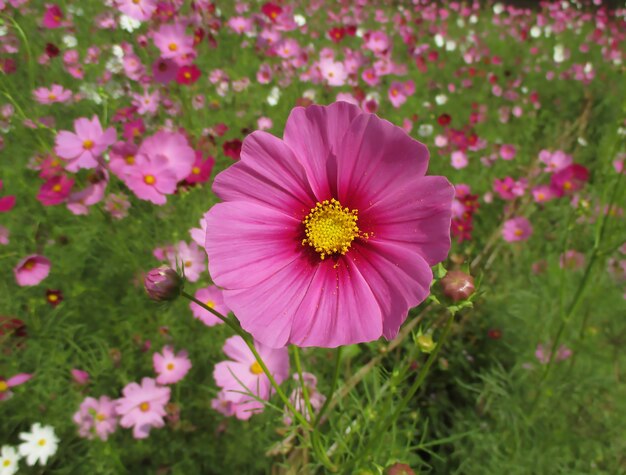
[189,216,207,247]
[502,217,533,242]
[499,144,517,160]
[153,346,192,385]
[67,169,108,215]
[0,225,9,245]
[137,131,194,182]
[42,4,63,29]
[283,372,326,425]
[115,377,170,439]
[153,23,194,59]
[451,150,468,169]
[152,58,179,84]
[388,82,408,108]
[189,285,230,326]
[185,152,214,184]
[73,396,118,440]
[539,150,572,173]
[550,164,589,197]
[318,58,348,87]
[54,116,116,172]
[32,84,72,105]
[117,0,156,21]
[532,185,556,203]
[71,369,90,385]
[36,175,74,206]
[559,250,585,270]
[167,241,205,282]
[0,180,15,212]
[211,390,235,417]
[227,16,253,34]
[204,102,454,348]
[213,336,289,420]
[123,155,177,205]
[14,255,51,287]
[535,343,573,364]
[104,193,131,220]
[0,373,33,401]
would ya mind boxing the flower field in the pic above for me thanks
[1,0,625,473]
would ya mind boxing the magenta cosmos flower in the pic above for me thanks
[115,377,170,439]
[14,255,51,287]
[153,346,192,385]
[205,102,454,348]
[213,336,289,420]
[73,396,118,440]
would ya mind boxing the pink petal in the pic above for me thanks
[7,373,33,387]
[363,176,454,266]
[205,201,302,289]
[55,131,84,159]
[288,258,383,347]
[0,195,16,212]
[283,101,362,200]
[335,111,429,210]
[222,336,254,364]
[213,131,316,215]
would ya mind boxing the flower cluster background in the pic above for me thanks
[1,0,625,474]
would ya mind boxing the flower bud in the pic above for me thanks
[440,270,475,302]
[144,266,182,302]
[386,463,415,475]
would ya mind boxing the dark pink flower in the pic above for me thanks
[185,152,214,184]
[176,64,201,85]
[205,102,453,348]
[0,180,16,212]
[36,175,74,206]
[42,4,64,29]
[550,164,589,197]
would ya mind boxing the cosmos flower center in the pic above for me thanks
[563,181,572,190]
[24,260,36,270]
[192,166,201,175]
[48,93,56,100]
[514,229,523,236]
[250,362,264,375]
[48,294,58,302]
[168,43,178,52]
[2,460,9,467]
[184,72,192,79]
[144,175,156,185]
[139,402,150,412]
[166,363,175,371]
[126,155,135,165]
[52,184,62,192]
[205,300,215,308]
[302,199,361,260]
[83,139,94,150]
[0,381,8,392]
[38,439,46,446]
[95,413,106,422]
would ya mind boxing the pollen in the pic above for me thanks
[38,439,46,446]
[144,175,156,185]
[95,413,106,422]
[168,43,178,52]
[139,402,150,412]
[0,381,8,392]
[302,198,363,260]
[205,300,215,308]
[250,361,264,375]
[166,363,175,371]
[52,184,62,192]
[83,139,94,150]
[192,166,201,175]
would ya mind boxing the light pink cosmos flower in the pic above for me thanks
[283,372,326,425]
[153,23,194,59]
[205,102,454,348]
[502,217,533,242]
[213,336,289,420]
[189,285,230,326]
[73,396,118,440]
[115,377,170,439]
[318,58,348,86]
[168,241,205,282]
[451,150,468,169]
[0,373,33,401]
[70,369,89,385]
[532,185,556,203]
[14,255,51,287]
[539,150,572,173]
[0,225,9,245]
[123,155,177,205]
[117,0,156,21]
[227,16,253,34]
[54,116,116,172]
[32,84,72,105]
[559,250,585,270]
[153,346,192,385]
[388,81,408,108]
[499,144,517,160]
[535,343,573,364]
[138,131,194,182]
[67,169,108,215]
[211,390,235,417]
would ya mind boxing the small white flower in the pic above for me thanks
[435,94,448,105]
[18,424,59,467]
[355,28,365,38]
[267,86,281,106]
[434,34,444,48]
[583,62,593,74]
[493,3,504,15]
[456,18,465,28]
[530,26,541,38]
[0,25,8,37]
[294,14,306,26]
[469,15,478,24]
[418,124,434,137]
[302,89,316,101]
[577,137,588,147]
[0,446,20,475]
[553,44,565,63]
[62,35,77,48]
[119,14,141,33]
[445,40,457,52]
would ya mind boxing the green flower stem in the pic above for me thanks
[292,346,314,422]
[314,346,342,427]
[180,291,312,430]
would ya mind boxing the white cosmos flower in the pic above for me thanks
[119,14,141,33]
[294,14,306,26]
[435,94,448,105]
[418,124,434,137]
[530,26,541,38]
[553,44,565,63]
[493,3,504,15]
[62,35,77,48]
[18,424,59,467]
[0,446,20,475]
[267,86,281,106]
[434,34,444,47]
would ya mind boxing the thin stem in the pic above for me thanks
[180,291,312,430]
[292,346,314,422]
[314,346,342,427]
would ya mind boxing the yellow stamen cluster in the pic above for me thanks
[250,362,264,375]
[139,402,150,412]
[302,199,361,260]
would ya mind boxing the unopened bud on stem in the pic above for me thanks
[144,266,182,302]
[440,270,475,302]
